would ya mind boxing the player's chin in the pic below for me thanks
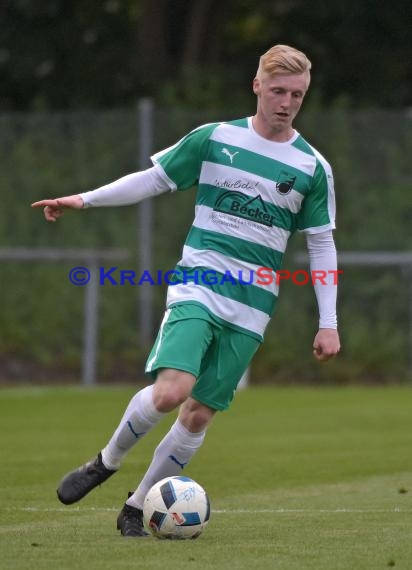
[271,116,290,127]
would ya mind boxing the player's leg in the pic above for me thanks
[119,325,260,537]
[124,396,215,511]
[116,309,215,535]
[56,370,196,507]
[102,369,196,469]
[120,372,204,509]
[56,306,209,507]
[137,327,260,496]
[103,308,204,467]
[132,326,261,504]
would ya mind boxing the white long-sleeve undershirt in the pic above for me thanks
[306,230,338,329]
[79,166,338,329]
[79,164,172,207]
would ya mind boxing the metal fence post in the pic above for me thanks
[402,265,412,378]
[137,98,154,347]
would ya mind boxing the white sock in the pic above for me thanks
[126,419,206,509]
[101,385,164,469]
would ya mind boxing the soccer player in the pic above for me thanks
[32,44,340,537]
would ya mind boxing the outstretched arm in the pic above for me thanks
[31,164,172,222]
[306,230,341,361]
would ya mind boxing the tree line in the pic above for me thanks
[1,0,411,111]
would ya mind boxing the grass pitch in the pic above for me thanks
[1,385,412,569]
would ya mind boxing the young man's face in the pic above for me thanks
[253,73,309,137]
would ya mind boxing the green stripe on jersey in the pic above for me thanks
[225,118,248,129]
[155,122,220,190]
[186,225,284,271]
[292,135,316,156]
[207,140,313,196]
[196,183,298,232]
[173,265,277,316]
[297,159,331,230]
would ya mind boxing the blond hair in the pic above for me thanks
[256,44,311,81]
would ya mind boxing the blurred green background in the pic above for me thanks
[0,1,411,384]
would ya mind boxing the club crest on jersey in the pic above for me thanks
[276,171,296,195]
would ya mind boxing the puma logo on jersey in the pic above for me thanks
[221,148,239,164]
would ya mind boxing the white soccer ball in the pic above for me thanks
[143,476,210,539]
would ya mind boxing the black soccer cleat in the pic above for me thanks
[117,495,149,537]
[57,452,117,505]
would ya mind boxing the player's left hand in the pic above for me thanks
[312,328,340,361]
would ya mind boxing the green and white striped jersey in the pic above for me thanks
[152,117,336,340]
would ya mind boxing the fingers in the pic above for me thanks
[31,196,83,222]
[32,195,84,212]
[32,199,57,208]
[313,348,332,361]
[312,329,340,362]
[31,201,64,222]
[43,205,64,222]
[312,345,340,361]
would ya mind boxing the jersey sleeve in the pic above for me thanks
[151,122,220,191]
[297,156,336,234]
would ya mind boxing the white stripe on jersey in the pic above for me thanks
[179,245,279,296]
[209,119,316,176]
[166,284,269,338]
[193,204,290,254]
[199,160,304,214]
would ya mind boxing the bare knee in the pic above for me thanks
[179,397,216,432]
[152,369,196,413]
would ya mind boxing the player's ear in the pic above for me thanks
[252,77,261,96]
